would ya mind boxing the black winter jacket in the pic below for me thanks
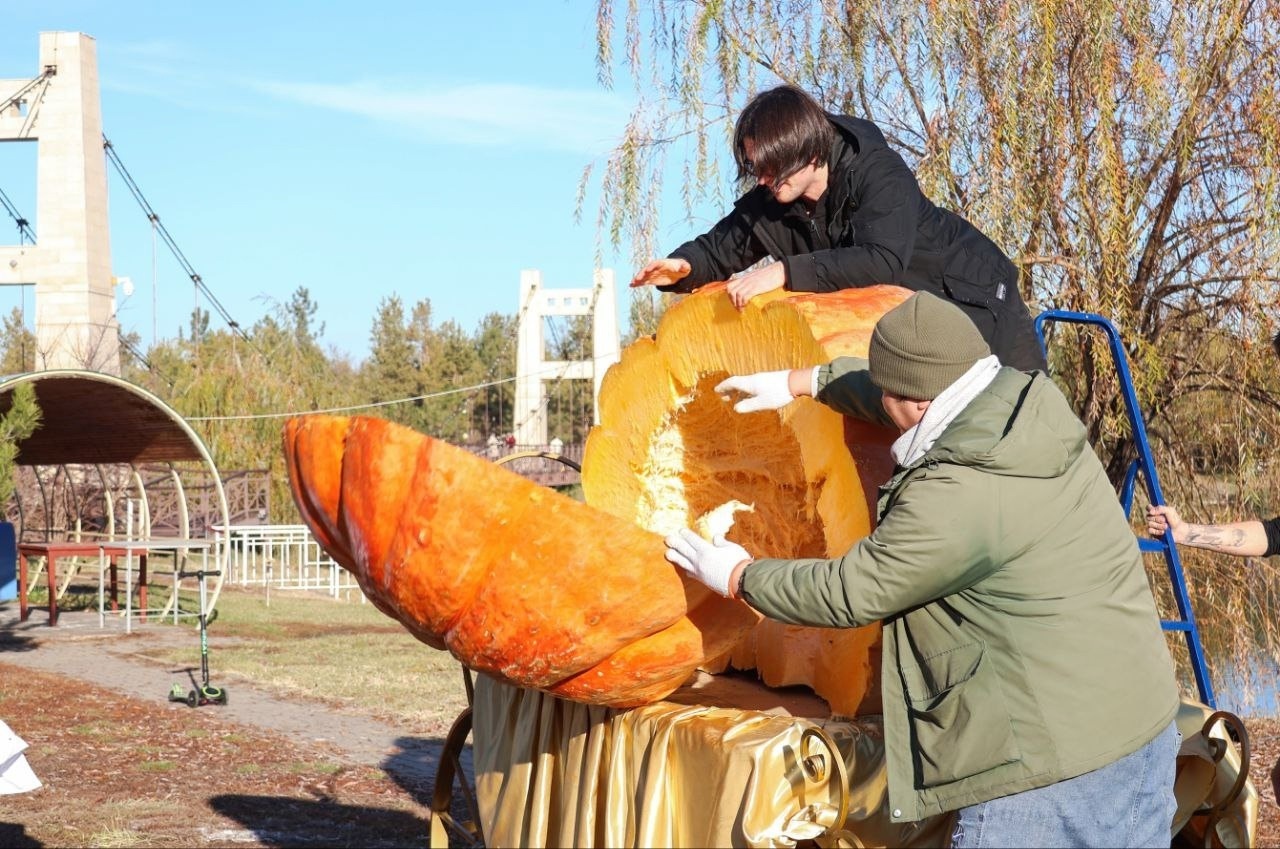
[1265,516,1280,556]
[664,115,1047,371]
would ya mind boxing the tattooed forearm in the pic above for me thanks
[1178,521,1268,556]
[1184,525,1248,550]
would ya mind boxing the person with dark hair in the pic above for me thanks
[631,84,1048,372]
[1146,504,1280,558]
[665,292,1179,847]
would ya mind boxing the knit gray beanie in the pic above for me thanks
[868,292,992,400]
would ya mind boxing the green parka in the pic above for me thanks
[740,361,1179,822]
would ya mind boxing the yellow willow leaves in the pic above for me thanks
[589,0,1280,395]
[588,0,1280,669]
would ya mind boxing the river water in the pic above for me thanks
[1205,652,1279,716]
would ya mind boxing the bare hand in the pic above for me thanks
[1145,504,1186,543]
[631,258,691,288]
[726,263,785,309]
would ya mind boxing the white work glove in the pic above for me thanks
[663,528,751,597]
[715,369,794,413]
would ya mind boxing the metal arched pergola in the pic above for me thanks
[0,369,231,615]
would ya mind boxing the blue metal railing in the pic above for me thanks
[1034,309,1215,707]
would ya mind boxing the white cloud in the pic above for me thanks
[110,39,195,63]
[254,79,631,155]
[98,40,226,107]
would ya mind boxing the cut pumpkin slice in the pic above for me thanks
[283,414,759,707]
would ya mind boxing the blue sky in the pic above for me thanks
[0,2,719,361]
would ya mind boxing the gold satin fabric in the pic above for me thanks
[471,674,1255,848]
[1171,701,1258,848]
[472,672,952,848]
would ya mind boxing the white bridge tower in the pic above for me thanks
[514,269,619,447]
[0,31,120,374]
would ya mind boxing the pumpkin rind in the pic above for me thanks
[283,414,758,706]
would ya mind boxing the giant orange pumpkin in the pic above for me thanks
[283,413,758,707]
[284,283,910,713]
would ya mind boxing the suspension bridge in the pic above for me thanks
[1,31,618,495]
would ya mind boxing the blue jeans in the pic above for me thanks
[951,719,1179,848]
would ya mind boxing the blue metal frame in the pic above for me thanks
[1034,310,1216,707]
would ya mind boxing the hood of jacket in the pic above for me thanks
[827,114,887,159]
[822,115,884,215]
[920,368,1085,480]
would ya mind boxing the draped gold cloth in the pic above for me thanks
[1172,701,1259,848]
[471,673,1256,848]
[472,672,951,848]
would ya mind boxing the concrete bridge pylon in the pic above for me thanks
[0,31,120,374]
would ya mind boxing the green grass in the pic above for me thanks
[141,586,471,734]
[286,760,343,775]
[137,760,178,772]
[70,720,118,740]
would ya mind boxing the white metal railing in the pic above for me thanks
[211,524,365,602]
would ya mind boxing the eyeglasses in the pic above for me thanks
[742,158,775,181]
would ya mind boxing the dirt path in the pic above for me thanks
[0,606,469,789]
[3,603,1277,848]
[0,604,476,848]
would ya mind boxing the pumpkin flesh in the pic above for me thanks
[582,284,910,715]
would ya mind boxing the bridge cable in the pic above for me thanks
[0,181,158,378]
[0,68,54,125]
[0,71,52,249]
[0,183,35,369]
[0,186,36,244]
[187,350,620,423]
[101,136,255,348]
[0,73,230,383]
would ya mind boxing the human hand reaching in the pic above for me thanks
[631,258,692,288]
[725,262,785,308]
[715,367,818,413]
[663,528,751,597]
[715,370,795,413]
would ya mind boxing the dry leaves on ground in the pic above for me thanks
[1,657,1277,848]
[0,662,433,848]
